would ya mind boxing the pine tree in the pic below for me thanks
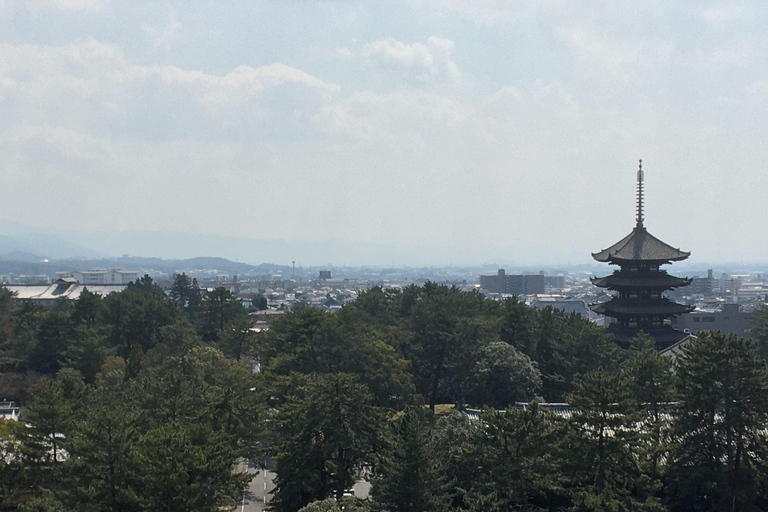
[566,369,660,511]
[624,332,675,481]
[371,407,448,512]
[667,332,768,511]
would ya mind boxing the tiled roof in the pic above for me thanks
[592,227,689,263]
[590,299,693,316]
[591,272,691,289]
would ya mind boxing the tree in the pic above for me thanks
[28,311,73,375]
[751,305,768,361]
[65,326,114,384]
[667,332,768,512]
[136,422,246,512]
[23,369,87,493]
[61,385,142,512]
[217,317,257,362]
[0,419,34,509]
[565,369,658,511]
[264,308,413,409]
[624,332,674,481]
[297,497,373,512]
[371,407,448,512]
[125,275,163,295]
[464,341,541,409]
[528,307,619,402]
[169,273,202,321]
[406,284,491,410]
[467,404,568,511]
[70,288,104,328]
[102,289,183,356]
[198,288,245,343]
[269,373,384,512]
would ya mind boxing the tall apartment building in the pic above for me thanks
[479,269,545,296]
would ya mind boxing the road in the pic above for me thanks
[235,461,370,512]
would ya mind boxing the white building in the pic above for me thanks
[56,269,141,285]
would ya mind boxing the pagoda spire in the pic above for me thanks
[636,159,644,228]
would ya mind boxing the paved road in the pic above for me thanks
[236,461,370,512]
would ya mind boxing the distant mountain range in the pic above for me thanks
[0,221,514,268]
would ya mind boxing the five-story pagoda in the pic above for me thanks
[590,161,693,349]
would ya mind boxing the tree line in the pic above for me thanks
[0,280,767,511]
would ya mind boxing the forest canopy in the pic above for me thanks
[1,281,768,512]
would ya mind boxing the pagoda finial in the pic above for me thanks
[636,159,644,228]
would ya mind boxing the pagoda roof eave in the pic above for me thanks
[589,300,693,317]
[591,274,692,289]
[592,226,690,263]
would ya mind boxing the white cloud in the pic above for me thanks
[316,89,473,145]
[361,36,460,83]
[0,39,339,139]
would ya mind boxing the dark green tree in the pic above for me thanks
[624,332,674,481]
[264,308,413,409]
[667,332,768,512]
[125,274,163,295]
[70,288,104,328]
[198,287,246,342]
[406,284,492,410]
[102,289,183,356]
[28,310,73,375]
[0,418,35,509]
[65,326,114,384]
[371,407,448,512]
[467,404,568,512]
[217,316,257,362]
[297,497,373,512]
[566,369,659,511]
[169,273,202,321]
[269,373,384,512]
[750,305,768,361]
[61,385,142,512]
[23,369,87,492]
[464,341,541,409]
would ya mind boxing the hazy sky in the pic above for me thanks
[1,0,767,265]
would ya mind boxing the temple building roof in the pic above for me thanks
[592,226,690,264]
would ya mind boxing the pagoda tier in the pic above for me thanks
[607,325,688,346]
[589,161,692,349]
[591,298,693,317]
[591,270,692,290]
[592,226,690,265]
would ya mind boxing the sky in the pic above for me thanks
[1,0,767,266]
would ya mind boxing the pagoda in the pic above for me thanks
[590,161,693,349]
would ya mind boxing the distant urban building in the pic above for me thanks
[544,275,566,289]
[16,275,52,285]
[688,269,715,296]
[0,401,20,421]
[530,296,592,319]
[480,269,507,294]
[507,273,545,296]
[590,162,692,349]
[318,270,332,280]
[672,303,755,338]
[57,269,140,285]
[5,277,126,305]
[479,269,545,296]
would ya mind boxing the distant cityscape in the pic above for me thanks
[2,253,765,343]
